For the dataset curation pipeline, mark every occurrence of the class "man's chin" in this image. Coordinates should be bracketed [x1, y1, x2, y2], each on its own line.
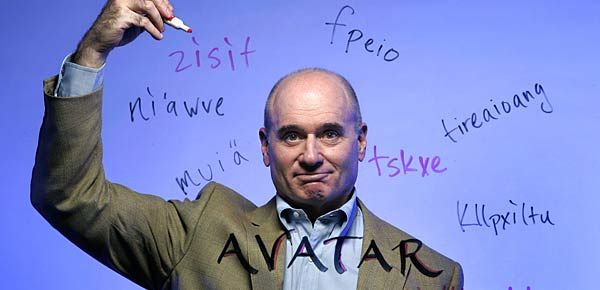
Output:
[282, 187, 328, 207]
[299, 183, 328, 199]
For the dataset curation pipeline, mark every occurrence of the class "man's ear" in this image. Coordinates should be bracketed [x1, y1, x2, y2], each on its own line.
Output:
[357, 122, 368, 161]
[259, 128, 270, 166]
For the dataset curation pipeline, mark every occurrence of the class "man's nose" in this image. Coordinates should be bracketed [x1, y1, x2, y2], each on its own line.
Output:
[299, 135, 323, 171]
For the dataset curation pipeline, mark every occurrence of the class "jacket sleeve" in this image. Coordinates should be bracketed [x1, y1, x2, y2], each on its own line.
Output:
[448, 261, 464, 290]
[31, 76, 205, 289]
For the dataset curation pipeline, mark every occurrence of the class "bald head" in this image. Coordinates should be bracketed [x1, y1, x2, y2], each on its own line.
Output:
[263, 68, 362, 132]
[258, 68, 368, 219]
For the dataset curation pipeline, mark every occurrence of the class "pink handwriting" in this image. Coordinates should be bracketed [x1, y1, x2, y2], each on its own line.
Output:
[168, 35, 256, 73]
[367, 145, 447, 178]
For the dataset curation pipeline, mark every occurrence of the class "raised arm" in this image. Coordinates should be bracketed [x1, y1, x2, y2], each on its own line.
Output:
[30, 1, 205, 289]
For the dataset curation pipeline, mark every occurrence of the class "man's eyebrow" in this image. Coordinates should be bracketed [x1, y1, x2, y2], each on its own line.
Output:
[276, 125, 305, 136]
[319, 123, 345, 133]
[275, 123, 345, 137]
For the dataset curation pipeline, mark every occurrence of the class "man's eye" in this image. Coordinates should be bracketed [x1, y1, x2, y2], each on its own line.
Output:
[322, 130, 340, 140]
[283, 132, 301, 143]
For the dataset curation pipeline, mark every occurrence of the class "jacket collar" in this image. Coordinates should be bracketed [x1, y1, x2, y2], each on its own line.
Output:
[246, 197, 408, 290]
[356, 199, 408, 289]
[247, 197, 287, 290]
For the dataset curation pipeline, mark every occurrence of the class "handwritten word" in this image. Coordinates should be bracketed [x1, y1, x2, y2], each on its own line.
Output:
[325, 5, 399, 62]
[367, 145, 447, 178]
[129, 87, 224, 122]
[441, 83, 554, 143]
[457, 200, 555, 236]
[168, 36, 256, 73]
[218, 232, 443, 278]
[175, 139, 249, 195]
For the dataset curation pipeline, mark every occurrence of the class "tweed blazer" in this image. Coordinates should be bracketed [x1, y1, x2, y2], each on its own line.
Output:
[31, 76, 463, 290]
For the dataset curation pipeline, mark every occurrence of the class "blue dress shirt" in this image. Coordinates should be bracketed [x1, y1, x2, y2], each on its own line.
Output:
[276, 192, 364, 290]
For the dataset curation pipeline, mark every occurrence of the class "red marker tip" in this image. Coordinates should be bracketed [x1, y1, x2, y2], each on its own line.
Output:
[186, 28, 192, 33]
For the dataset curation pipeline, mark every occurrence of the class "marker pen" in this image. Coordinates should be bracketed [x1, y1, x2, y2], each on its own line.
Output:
[165, 16, 192, 33]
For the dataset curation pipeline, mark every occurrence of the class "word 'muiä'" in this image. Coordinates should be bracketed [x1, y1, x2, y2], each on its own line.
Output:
[457, 200, 555, 236]
[129, 87, 224, 122]
[175, 139, 249, 195]
[441, 83, 553, 143]
[367, 145, 447, 178]
[218, 231, 443, 279]
[168, 35, 256, 73]
[325, 5, 399, 62]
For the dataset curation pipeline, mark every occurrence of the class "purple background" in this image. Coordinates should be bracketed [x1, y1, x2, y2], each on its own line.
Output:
[2, 1, 599, 289]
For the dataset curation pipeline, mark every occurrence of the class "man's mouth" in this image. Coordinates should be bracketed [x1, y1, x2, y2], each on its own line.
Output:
[294, 173, 330, 183]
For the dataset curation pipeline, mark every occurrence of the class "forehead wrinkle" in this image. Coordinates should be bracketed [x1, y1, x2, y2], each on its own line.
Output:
[272, 72, 351, 107]
[275, 108, 347, 126]
[276, 89, 351, 114]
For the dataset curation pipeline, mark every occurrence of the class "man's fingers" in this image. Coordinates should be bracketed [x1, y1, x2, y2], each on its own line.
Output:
[128, 0, 164, 32]
[143, 0, 165, 32]
[129, 11, 163, 40]
[156, 0, 174, 18]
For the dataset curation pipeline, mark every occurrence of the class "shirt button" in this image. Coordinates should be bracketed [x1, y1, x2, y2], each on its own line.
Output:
[292, 211, 300, 218]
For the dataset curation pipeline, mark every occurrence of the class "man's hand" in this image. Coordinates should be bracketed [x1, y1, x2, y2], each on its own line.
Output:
[73, 0, 174, 68]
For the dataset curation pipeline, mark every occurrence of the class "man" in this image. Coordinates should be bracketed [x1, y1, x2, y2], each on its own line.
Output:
[31, 0, 463, 289]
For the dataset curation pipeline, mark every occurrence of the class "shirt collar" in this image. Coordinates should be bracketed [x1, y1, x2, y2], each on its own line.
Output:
[275, 189, 358, 227]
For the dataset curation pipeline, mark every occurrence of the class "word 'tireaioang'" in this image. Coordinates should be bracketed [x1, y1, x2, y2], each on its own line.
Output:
[441, 83, 553, 143]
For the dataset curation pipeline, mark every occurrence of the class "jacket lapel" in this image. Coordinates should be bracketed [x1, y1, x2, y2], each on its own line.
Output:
[357, 199, 408, 290]
[246, 197, 287, 290]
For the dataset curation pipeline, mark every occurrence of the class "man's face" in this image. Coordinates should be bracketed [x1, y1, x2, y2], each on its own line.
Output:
[259, 71, 367, 214]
